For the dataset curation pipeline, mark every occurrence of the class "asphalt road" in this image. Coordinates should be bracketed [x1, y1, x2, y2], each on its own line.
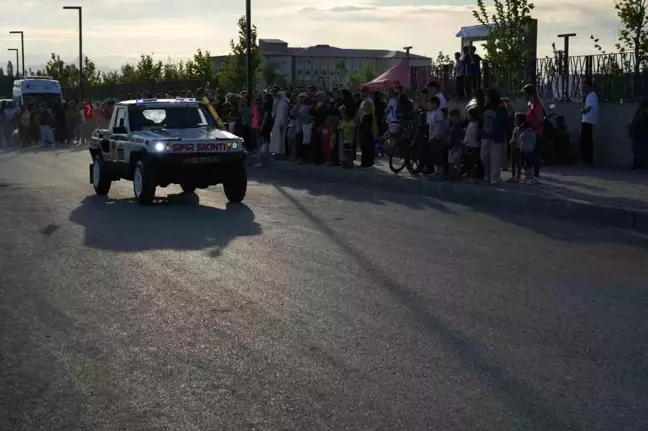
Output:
[1, 145, 648, 431]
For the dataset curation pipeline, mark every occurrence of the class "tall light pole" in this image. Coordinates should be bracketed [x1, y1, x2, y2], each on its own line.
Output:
[9, 31, 25, 76]
[63, 6, 83, 101]
[7, 49, 19, 77]
[245, 0, 253, 96]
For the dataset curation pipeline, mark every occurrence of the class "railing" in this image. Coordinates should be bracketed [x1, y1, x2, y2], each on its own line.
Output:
[438, 52, 647, 102]
[536, 52, 648, 101]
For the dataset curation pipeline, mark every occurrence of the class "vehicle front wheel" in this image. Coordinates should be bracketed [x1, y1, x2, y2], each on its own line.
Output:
[133, 160, 156, 205]
[92, 155, 112, 195]
[181, 184, 197, 193]
[222, 164, 247, 203]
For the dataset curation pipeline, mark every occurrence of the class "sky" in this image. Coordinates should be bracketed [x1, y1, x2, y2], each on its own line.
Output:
[0, 0, 621, 72]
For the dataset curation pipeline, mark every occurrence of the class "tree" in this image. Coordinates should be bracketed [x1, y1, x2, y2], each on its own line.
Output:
[6, 62, 13, 77]
[431, 51, 453, 77]
[101, 70, 121, 85]
[335, 60, 349, 86]
[474, 0, 535, 93]
[65, 63, 80, 88]
[83, 56, 103, 87]
[614, 0, 647, 88]
[191, 49, 214, 83]
[163, 59, 180, 81]
[135, 54, 163, 82]
[184, 59, 198, 80]
[119, 63, 137, 84]
[219, 15, 262, 91]
[347, 73, 363, 92]
[44, 54, 66, 83]
[362, 64, 376, 83]
[261, 62, 278, 87]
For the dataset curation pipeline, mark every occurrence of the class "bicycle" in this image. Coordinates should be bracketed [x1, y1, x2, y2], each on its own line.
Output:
[388, 114, 427, 174]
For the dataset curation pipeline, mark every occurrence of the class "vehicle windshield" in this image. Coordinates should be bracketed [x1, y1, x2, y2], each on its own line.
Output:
[128, 104, 216, 131]
[23, 93, 62, 108]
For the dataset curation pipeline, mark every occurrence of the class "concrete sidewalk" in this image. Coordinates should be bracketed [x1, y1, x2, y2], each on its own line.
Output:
[262, 157, 648, 233]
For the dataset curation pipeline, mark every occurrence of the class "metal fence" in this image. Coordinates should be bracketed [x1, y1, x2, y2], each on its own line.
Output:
[535, 52, 648, 101]
[434, 52, 647, 102]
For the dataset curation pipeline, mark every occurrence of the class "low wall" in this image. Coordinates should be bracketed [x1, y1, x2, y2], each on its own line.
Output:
[447, 100, 636, 168]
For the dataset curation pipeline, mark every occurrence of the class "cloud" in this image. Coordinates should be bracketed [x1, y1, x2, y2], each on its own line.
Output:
[0, 0, 621, 71]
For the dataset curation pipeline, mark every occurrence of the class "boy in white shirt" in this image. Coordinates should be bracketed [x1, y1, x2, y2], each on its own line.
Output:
[463, 107, 481, 182]
[427, 96, 446, 180]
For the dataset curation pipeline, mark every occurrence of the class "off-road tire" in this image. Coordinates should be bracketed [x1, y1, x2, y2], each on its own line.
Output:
[223, 164, 247, 203]
[133, 160, 156, 205]
[92, 155, 112, 195]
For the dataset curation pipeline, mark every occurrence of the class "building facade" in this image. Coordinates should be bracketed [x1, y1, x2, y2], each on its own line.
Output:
[211, 39, 431, 89]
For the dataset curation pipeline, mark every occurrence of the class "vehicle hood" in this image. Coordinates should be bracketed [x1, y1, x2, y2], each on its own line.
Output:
[133, 128, 241, 141]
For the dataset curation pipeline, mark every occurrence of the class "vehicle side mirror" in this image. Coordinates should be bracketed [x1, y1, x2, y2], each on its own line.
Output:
[113, 126, 127, 134]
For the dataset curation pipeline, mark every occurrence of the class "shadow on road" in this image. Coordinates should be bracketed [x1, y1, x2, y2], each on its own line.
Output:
[248, 168, 457, 215]
[272, 184, 582, 431]
[68, 193, 262, 253]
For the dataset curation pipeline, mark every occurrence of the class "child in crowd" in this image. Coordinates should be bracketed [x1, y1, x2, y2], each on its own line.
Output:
[447, 109, 464, 180]
[519, 119, 537, 184]
[508, 113, 526, 182]
[340, 106, 356, 168]
[462, 107, 482, 183]
[427, 96, 446, 180]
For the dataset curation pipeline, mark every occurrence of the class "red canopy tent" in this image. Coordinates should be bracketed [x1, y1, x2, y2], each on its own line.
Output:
[362, 59, 411, 91]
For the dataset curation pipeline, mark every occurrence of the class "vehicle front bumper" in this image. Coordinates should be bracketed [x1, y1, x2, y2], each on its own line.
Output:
[148, 151, 246, 186]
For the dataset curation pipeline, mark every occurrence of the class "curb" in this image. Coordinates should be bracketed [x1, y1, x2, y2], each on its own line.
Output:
[263, 162, 648, 234]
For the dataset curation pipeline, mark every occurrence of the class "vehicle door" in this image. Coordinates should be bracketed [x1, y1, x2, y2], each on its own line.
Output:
[108, 107, 129, 163]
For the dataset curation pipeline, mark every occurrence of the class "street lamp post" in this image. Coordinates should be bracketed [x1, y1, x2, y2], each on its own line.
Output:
[7, 49, 19, 77]
[9, 31, 25, 76]
[63, 6, 83, 101]
[245, 0, 253, 97]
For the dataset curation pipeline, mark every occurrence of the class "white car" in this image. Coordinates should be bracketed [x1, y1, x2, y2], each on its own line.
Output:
[88, 98, 247, 204]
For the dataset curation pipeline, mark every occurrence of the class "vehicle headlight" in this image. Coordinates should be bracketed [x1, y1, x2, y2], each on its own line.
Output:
[154, 142, 165, 152]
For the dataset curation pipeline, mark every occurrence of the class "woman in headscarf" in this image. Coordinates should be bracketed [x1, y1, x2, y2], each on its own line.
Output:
[357, 85, 377, 168]
[269, 91, 289, 159]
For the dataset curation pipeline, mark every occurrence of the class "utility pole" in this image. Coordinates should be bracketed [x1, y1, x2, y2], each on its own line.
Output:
[557, 33, 576, 102]
[9, 31, 25, 76]
[246, 0, 253, 96]
[63, 6, 83, 101]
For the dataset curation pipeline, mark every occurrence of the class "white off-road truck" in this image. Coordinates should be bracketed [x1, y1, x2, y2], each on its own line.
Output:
[88, 98, 247, 204]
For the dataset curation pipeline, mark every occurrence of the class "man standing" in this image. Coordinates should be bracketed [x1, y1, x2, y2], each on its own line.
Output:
[454, 52, 465, 99]
[580, 80, 598, 164]
[469, 46, 482, 94]
[461, 46, 472, 98]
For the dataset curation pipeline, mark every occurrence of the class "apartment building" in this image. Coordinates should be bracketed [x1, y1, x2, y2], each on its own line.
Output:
[211, 39, 430, 88]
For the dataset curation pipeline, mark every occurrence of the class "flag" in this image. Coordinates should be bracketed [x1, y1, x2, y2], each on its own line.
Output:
[84, 101, 94, 120]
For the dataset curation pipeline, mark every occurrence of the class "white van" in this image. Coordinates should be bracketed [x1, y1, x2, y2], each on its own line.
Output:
[12, 77, 63, 108]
